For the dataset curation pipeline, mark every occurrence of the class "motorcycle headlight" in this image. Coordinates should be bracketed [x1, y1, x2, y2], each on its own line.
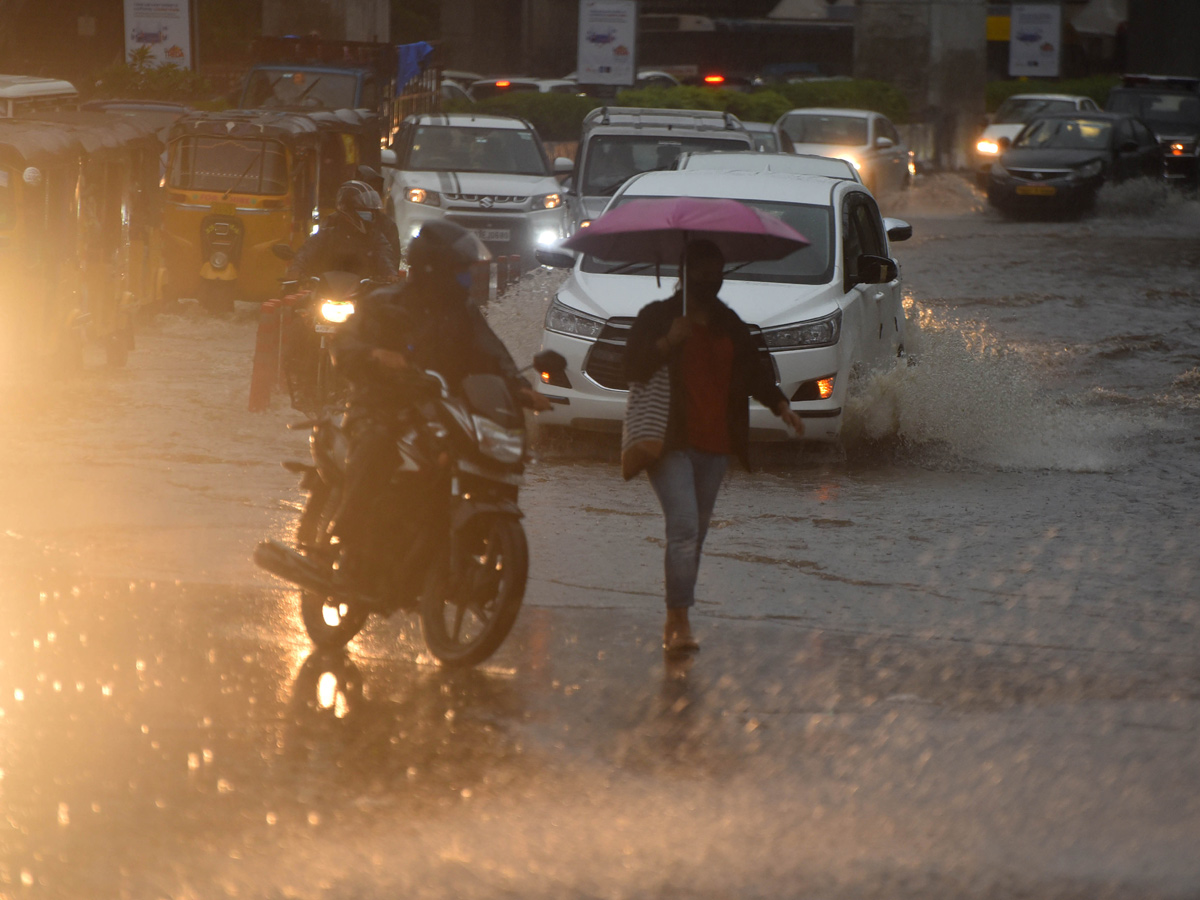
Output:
[473, 415, 525, 464]
[545, 298, 604, 339]
[1074, 160, 1103, 179]
[210, 250, 229, 270]
[536, 192, 564, 209]
[761, 310, 841, 350]
[406, 187, 441, 206]
[320, 300, 355, 324]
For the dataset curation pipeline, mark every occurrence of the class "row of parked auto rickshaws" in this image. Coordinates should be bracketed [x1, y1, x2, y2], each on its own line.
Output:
[0, 102, 384, 371]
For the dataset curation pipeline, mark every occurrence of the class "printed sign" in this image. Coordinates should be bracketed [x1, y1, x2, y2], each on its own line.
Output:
[1009, 3, 1061, 77]
[577, 0, 637, 87]
[124, 0, 193, 68]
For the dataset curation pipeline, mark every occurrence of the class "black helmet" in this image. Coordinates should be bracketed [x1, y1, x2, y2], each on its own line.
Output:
[407, 220, 491, 279]
[336, 179, 383, 232]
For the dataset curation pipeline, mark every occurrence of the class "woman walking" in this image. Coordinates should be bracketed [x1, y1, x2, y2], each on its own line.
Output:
[624, 240, 804, 652]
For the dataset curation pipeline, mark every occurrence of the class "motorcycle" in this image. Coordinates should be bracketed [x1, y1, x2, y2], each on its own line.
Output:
[272, 245, 386, 414]
[254, 350, 568, 669]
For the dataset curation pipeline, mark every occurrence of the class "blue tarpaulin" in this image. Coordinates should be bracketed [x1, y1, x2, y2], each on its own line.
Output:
[396, 41, 434, 89]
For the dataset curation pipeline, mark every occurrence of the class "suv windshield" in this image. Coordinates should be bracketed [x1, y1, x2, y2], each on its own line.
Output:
[1014, 118, 1112, 151]
[779, 114, 869, 146]
[580, 196, 833, 285]
[582, 134, 752, 195]
[1107, 90, 1200, 133]
[407, 125, 549, 176]
[994, 97, 1078, 124]
[242, 69, 358, 110]
[168, 137, 289, 195]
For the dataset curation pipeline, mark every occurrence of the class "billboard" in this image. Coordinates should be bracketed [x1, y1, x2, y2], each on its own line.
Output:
[125, 0, 193, 68]
[577, 0, 637, 87]
[1009, 3, 1061, 77]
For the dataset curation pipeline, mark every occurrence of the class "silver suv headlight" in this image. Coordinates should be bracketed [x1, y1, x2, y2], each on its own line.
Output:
[473, 415, 525, 464]
[545, 297, 604, 339]
[761, 310, 842, 350]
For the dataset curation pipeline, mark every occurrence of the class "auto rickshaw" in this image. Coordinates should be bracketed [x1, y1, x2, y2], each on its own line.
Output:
[0, 112, 164, 372]
[162, 108, 382, 312]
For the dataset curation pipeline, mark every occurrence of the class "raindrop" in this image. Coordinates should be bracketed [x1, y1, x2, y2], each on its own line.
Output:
[155, 798, 167, 809]
[136, 660, 146, 673]
[46, 632, 56, 643]
[20, 869, 33, 887]
[203, 749, 214, 764]
[75, 682, 84, 693]
[57, 803, 69, 826]
[217, 779, 233, 794]
[53, 681, 62, 693]
[460, 788, 472, 799]
[141, 725, 150, 735]
[307, 811, 320, 825]
[101, 684, 113, 697]
[187, 753, 200, 771]
[13, 689, 23, 702]
[266, 812, 278, 825]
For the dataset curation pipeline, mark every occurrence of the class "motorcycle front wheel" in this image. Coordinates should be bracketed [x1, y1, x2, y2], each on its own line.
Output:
[419, 515, 528, 668]
[297, 484, 369, 649]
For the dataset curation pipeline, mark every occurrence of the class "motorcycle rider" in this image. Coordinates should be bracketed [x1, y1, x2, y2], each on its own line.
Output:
[328, 220, 551, 596]
[287, 179, 398, 281]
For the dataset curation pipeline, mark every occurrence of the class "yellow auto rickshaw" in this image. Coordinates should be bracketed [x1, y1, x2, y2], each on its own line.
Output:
[162, 108, 382, 313]
[0, 112, 164, 373]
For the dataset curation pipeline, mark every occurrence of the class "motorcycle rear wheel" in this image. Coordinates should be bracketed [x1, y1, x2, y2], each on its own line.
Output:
[419, 515, 528, 668]
[297, 485, 368, 649]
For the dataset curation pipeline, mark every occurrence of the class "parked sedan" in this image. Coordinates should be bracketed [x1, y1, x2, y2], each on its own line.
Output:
[986, 111, 1163, 217]
[533, 169, 912, 443]
[775, 107, 913, 194]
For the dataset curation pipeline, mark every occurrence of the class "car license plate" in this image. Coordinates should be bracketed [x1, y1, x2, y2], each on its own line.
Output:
[314, 323, 337, 334]
[1016, 184, 1057, 196]
[475, 228, 511, 242]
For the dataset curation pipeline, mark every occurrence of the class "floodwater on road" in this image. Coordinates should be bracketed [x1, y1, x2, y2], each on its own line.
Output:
[1, 176, 1198, 899]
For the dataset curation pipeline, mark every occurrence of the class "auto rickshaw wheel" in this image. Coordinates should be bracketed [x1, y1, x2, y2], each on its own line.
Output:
[199, 280, 236, 315]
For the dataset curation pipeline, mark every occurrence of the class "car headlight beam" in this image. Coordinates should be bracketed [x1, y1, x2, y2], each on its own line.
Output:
[536, 192, 563, 209]
[976, 139, 1000, 155]
[405, 187, 441, 206]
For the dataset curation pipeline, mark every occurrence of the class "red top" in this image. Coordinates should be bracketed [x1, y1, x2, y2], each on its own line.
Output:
[681, 322, 734, 454]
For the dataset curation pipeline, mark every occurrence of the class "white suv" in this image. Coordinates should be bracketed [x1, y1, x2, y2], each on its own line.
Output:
[383, 113, 573, 267]
[534, 169, 912, 443]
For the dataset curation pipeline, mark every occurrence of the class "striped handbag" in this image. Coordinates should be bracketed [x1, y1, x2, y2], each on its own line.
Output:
[620, 365, 671, 480]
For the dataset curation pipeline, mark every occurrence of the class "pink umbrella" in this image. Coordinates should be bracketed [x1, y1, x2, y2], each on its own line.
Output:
[561, 196, 809, 263]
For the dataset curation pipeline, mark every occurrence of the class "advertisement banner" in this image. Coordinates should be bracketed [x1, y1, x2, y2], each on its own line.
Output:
[1008, 3, 1061, 77]
[577, 0, 637, 87]
[125, 0, 193, 68]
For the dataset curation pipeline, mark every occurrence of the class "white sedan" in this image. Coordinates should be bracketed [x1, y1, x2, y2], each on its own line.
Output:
[775, 107, 914, 194]
[533, 169, 911, 443]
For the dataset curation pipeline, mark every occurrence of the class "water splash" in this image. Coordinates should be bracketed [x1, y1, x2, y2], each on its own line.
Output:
[843, 304, 1144, 472]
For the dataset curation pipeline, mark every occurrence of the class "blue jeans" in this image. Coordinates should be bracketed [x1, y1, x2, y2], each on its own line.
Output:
[647, 448, 729, 609]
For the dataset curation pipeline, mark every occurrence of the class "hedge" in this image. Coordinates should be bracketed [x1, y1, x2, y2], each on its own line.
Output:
[985, 75, 1121, 112]
[452, 79, 913, 142]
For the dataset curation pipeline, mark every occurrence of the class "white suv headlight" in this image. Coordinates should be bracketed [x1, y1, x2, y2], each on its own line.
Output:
[761, 310, 842, 350]
[406, 187, 441, 206]
[473, 415, 525, 464]
[535, 192, 564, 209]
[545, 298, 604, 339]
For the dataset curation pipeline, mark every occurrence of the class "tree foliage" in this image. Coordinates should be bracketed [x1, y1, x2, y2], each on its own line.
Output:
[88, 47, 215, 102]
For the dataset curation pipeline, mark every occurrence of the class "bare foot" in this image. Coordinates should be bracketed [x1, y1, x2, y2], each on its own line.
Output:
[663, 607, 700, 652]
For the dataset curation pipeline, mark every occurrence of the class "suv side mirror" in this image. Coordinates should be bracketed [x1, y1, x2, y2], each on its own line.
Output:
[554, 156, 574, 175]
[535, 246, 575, 269]
[856, 254, 898, 284]
[882, 218, 913, 242]
[875, 136, 895, 149]
[381, 148, 398, 168]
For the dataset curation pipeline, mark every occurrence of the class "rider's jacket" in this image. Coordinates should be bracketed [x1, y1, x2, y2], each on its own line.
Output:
[333, 276, 527, 411]
[287, 214, 398, 282]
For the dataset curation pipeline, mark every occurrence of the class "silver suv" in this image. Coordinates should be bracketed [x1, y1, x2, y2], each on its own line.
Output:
[566, 107, 754, 226]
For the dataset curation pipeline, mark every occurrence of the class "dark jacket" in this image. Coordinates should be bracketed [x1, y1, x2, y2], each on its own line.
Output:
[334, 276, 526, 410]
[624, 292, 787, 470]
[288, 214, 398, 282]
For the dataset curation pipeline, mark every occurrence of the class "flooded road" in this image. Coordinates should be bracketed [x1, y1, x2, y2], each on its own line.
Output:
[2, 176, 1199, 898]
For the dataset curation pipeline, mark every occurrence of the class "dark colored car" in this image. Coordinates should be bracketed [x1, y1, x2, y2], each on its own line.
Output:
[1105, 75, 1200, 186]
[986, 111, 1162, 216]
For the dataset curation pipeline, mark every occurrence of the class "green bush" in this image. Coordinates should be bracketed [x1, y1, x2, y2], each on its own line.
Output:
[465, 92, 603, 142]
[774, 79, 910, 123]
[986, 75, 1121, 112]
[87, 47, 216, 103]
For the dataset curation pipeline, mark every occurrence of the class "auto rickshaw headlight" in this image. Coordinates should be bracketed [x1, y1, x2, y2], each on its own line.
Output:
[211, 251, 230, 270]
[320, 300, 355, 324]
